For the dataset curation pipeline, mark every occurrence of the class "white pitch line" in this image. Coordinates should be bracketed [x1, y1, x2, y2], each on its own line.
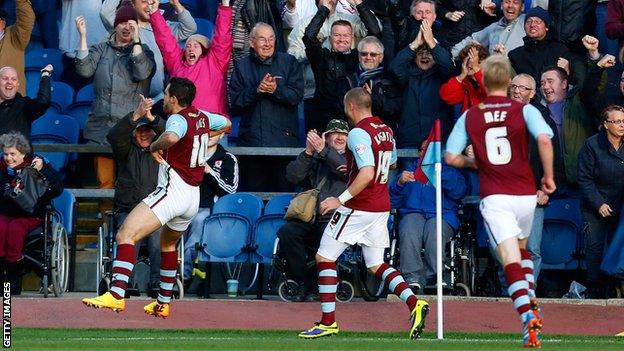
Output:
[58, 336, 622, 345]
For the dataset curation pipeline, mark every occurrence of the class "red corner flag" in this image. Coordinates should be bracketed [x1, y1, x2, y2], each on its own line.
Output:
[414, 119, 441, 186]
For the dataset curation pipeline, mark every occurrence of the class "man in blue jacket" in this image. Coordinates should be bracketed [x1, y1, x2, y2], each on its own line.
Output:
[390, 147, 467, 292]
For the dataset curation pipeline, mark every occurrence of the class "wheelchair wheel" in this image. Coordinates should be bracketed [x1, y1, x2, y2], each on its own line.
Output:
[453, 283, 471, 296]
[278, 279, 299, 302]
[174, 277, 184, 299]
[98, 277, 110, 296]
[356, 248, 382, 302]
[50, 222, 69, 297]
[42, 274, 49, 298]
[97, 223, 106, 290]
[336, 280, 354, 302]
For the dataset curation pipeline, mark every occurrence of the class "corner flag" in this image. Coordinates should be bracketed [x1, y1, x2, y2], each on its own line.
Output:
[414, 119, 441, 186]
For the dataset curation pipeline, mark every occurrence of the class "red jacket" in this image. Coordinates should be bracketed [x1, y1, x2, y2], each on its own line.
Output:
[439, 69, 487, 113]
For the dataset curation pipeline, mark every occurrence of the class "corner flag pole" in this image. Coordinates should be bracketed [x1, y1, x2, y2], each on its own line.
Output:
[435, 155, 443, 340]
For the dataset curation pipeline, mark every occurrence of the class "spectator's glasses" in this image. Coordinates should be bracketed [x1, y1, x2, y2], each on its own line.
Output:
[253, 36, 275, 45]
[604, 119, 624, 125]
[510, 84, 533, 92]
[359, 52, 381, 58]
[525, 18, 544, 25]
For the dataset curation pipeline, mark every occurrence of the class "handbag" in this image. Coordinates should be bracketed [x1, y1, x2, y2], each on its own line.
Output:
[5, 166, 50, 215]
[284, 176, 328, 223]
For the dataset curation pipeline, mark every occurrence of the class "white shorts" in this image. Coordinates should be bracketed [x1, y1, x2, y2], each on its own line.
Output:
[142, 163, 200, 232]
[317, 206, 389, 265]
[480, 194, 536, 246]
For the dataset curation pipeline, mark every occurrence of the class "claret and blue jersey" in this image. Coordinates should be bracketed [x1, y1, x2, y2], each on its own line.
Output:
[345, 116, 397, 212]
[446, 96, 554, 198]
[163, 107, 230, 186]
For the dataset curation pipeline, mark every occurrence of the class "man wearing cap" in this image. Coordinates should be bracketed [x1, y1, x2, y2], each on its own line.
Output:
[149, 0, 232, 116]
[277, 119, 349, 302]
[508, 6, 583, 88]
[107, 95, 166, 297]
[101, 0, 197, 103]
[0, 0, 34, 97]
[75, 2, 156, 210]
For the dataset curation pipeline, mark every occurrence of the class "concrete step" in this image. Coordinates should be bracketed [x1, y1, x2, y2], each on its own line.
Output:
[73, 249, 97, 292]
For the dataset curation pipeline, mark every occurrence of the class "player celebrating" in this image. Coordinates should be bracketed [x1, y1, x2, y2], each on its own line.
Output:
[444, 56, 555, 348]
[299, 87, 429, 340]
[82, 77, 231, 318]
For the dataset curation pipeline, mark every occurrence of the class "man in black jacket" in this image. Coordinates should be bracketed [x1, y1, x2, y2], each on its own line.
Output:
[182, 133, 238, 284]
[0, 65, 51, 139]
[347, 36, 402, 133]
[107, 96, 165, 297]
[277, 119, 349, 302]
[299, 0, 381, 133]
[229, 22, 303, 192]
[508, 6, 584, 88]
[303, 13, 359, 133]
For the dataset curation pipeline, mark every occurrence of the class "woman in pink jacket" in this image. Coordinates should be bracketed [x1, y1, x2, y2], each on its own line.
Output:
[149, 0, 232, 116]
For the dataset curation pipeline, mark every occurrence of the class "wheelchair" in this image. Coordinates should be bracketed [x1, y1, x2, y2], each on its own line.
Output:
[23, 206, 71, 297]
[270, 238, 356, 303]
[97, 210, 184, 298]
[270, 210, 400, 302]
[391, 201, 477, 297]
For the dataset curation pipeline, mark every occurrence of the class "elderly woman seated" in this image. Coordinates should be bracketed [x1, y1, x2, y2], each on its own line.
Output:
[0, 132, 63, 295]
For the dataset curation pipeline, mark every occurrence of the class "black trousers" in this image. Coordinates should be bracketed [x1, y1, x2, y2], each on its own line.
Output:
[277, 220, 327, 291]
[583, 208, 617, 289]
[237, 156, 293, 192]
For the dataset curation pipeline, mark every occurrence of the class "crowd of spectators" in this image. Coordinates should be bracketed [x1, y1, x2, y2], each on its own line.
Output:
[1, 0, 623, 298]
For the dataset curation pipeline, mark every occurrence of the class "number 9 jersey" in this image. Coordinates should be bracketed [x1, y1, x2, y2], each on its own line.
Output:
[344, 116, 397, 212]
[446, 96, 554, 198]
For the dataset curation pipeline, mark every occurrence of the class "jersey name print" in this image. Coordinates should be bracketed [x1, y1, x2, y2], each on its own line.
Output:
[465, 96, 535, 197]
[166, 107, 211, 186]
[345, 117, 397, 212]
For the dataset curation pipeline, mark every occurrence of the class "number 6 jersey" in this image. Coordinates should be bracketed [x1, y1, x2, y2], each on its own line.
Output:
[446, 96, 553, 198]
[345, 116, 397, 212]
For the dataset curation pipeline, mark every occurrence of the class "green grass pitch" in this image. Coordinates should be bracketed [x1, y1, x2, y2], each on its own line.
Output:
[10, 328, 623, 351]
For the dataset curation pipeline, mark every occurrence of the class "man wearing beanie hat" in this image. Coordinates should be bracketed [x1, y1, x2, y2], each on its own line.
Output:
[149, 0, 232, 116]
[100, 0, 197, 102]
[508, 6, 583, 89]
[74, 10, 156, 209]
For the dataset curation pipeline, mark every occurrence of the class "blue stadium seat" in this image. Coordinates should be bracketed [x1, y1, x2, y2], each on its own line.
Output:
[228, 116, 240, 145]
[25, 48, 63, 80]
[76, 83, 94, 102]
[195, 18, 214, 39]
[52, 189, 75, 238]
[65, 101, 92, 130]
[541, 198, 584, 270]
[50, 81, 75, 113]
[25, 67, 42, 98]
[25, 39, 44, 54]
[198, 193, 264, 263]
[250, 194, 293, 265]
[31, 113, 80, 177]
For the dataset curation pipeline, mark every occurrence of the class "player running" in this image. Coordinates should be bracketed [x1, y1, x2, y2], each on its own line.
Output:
[444, 56, 555, 348]
[299, 87, 429, 340]
[82, 77, 231, 318]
